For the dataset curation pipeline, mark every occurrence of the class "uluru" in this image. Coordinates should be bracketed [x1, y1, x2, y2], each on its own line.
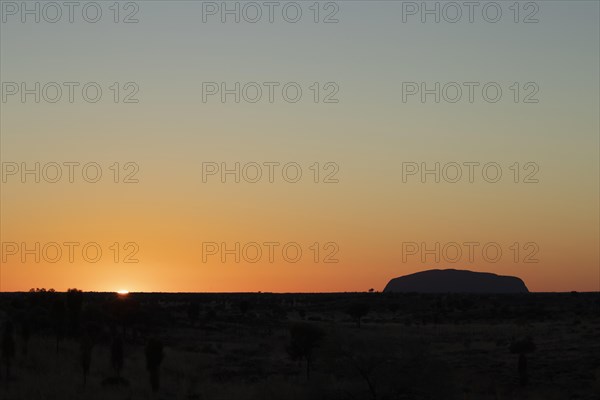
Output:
[383, 269, 529, 293]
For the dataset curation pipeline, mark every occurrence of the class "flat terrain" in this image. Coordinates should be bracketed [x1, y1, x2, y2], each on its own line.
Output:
[0, 292, 599, 399]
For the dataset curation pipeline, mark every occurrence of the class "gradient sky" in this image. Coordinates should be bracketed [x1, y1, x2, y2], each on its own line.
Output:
[1, 1, 599, 292]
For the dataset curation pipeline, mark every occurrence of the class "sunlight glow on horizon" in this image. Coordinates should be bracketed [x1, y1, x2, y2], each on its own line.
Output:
[0, 2, 598, 293]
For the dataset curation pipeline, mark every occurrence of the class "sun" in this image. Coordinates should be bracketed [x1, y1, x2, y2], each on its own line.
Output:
[116, 289, 130, 296]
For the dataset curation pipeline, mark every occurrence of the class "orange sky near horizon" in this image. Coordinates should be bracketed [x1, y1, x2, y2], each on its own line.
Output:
[1, 1, 599, 293]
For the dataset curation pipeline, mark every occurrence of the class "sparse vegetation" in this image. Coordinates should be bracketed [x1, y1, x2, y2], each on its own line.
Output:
[286, 322, 324, 380]
[0, 291, 597, 399]
[346, 302, 370, 328]
[110, 334, 124, 379]
[145, 338, 164, 392]
[510, 336, 536, 386]
[80, 334, 93, 384]
[1, 321, 16, 379]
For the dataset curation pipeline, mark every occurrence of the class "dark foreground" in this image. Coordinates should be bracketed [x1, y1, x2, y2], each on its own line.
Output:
[0, 291, 599, 400]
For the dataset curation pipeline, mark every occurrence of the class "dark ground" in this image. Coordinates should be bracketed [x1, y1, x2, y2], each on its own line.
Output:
[0, 291, 599, 399]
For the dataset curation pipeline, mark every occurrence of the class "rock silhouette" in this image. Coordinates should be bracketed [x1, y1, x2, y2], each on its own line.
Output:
[383, 269, 529, 293]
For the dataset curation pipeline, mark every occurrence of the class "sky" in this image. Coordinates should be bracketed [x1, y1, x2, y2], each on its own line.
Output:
[1, 0, 599, 292]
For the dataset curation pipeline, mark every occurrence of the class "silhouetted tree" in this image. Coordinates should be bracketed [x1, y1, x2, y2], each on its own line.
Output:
[287, 323, 324, 380]
[347, 302, 370, 328]
[145, 339, 164, 392]
[80, 334, 93, 385]
[110, 334, 124, 378]
[106, 296, 139, 339]
[19, 319, 30, 356]
[66, 289, 83, 335]
[2, 322, 16, 379]
[52, 297, 65, 353]
[510, 336, 536, 386]
[342, 343, 391, 400]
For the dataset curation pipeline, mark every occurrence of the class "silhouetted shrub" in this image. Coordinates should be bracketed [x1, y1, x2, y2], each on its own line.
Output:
[510, 336, 536, 386]
[80, 334, 93, 384]
[66, 289, 83, 335]
[346, 303, 370, 328]
[297, 309, 306, 320]
[52, 297, 65, 353]
[145, 339, 164, 392]
[286, 323, 324, 380]
[110, 334, 124, 378]
[2, 321, 16, 378]
[19, 318, 30, 356]
[239, 300, 251, 317]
